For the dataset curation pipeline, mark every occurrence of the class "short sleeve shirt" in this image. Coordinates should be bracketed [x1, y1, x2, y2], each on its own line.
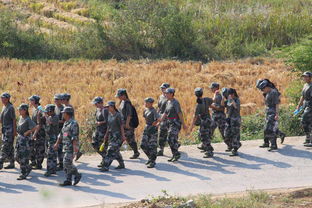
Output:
[158, 94, 168, 114]
[17, 116, 36, 135]
[165, 99, 182, 119]
[143, 107, 160, 125]
[265, 89, 280, 113]
[60, 119, 79, 152]
[0, 103, 15, 127]
[195, 97, 213, 118]
[55, 104, 64, 130]
[107, 112, 122, 134]
[95, 107, 108, 133]
[212, 93, 223, 113]
[302, 83, 312, 103]
[119, 100, 133, 122]
[226, 98, 241, 118]
[45, 114, 59, 136]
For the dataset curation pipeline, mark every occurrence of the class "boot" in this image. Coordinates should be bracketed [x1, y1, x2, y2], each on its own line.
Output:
[74, 173, 82, 186]
[268, 146, 278, 151]
[259, 143, 270, 148]
[4, 162, 15, 169]
[145, 160, 151, 165]
[225, 147, 232, 152]
[56, 163, 63, 171]
[59, 180, 72, 186]
[115, 162, 125, 170]
[33, 164, 42, 170]
[147, 161, 156, 168]
[168, 156, 175, 162]
[100, 166, 109, 172]
[157, 148, 164, 156]
[25, 166, 32, 177]
[17, 174, 27, 180]
[280, 132, 286, 144]
[230, 149, 238, 157]
[197, 145, 204, 150]
[203, 151, 214, 158]
[171, 153, 181, 162]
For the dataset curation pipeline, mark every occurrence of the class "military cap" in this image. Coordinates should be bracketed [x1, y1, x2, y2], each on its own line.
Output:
[209, 82, 220, 89]
[61, 106, 74, 113]
[257, 79, 269, 90]
[115, 88, 127, 97]
[160, 83, 170, 89]
[54, 93, 63, 100]
[107, 101, 116, 106]
[62, 93, 71, 100]
[302, 71, 312, 77]
[18, 103, 29, 111]
[165, 88, 175, 94]
[221, 88, 229, 98]
[144, 97, 155, 103]
[92, 96, 104, 104]
[45, 104, 56, 112]
[1, 92, 11, 99]
[194, 87, 203, 96]
[28, 95, 40, 102]
[228, 88, 237, 95]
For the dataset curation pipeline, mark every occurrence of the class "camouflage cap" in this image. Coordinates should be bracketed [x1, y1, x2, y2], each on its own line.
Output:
[45, 104, 56, 112]
[107, 101, 116, 106]
[18, 103, 29, 111]
[54, 93, 63, 100]
[160, 83, 170, 89]
[302, 71, 312, 77]
[1, 92, 11, 99]
[221, 87, 229, 98]
[115, 88, 127, 97]
[165, 88, 175, 94]
[257, 79, 269, 90]
[209, 82, 220, 89]
[28, 95, 40, 102]
[61, 106, 74, 113]
[92, 96, 104, 104]
[194, 87, 203, 96]
[62, 93, 71, 100]
[144, 97, 155, 103]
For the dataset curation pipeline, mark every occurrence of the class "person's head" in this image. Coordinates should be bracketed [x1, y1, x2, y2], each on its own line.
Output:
[92, 96, 104, 108]
[115, 89, 128, 101]
[1, 92, 11, 105]
[107, 101, 118, 113]
[18, 103, 29, 117]
[221, 88, 229, 99]
[144, 97, 154, 108]
[160, 83, 170, 94]
[62, 93, 71, 104]
[194, 87, 203, 104]
[302, 71, 312, 83]
[61, 106, 74, 120]
[256, 79, 272, 94]
[209, 82, 220, 93]
[54, 94, 63, 106]
[28, 95, 40, 107]
[165, 88, 175, 99]
[228, 88, 239, 98]
[45, 104, 55, 116]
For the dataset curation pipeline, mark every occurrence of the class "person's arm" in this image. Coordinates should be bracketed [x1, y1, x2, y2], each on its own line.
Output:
[71, 122, 79, 154]
[178, 112, 187, 130]
[297, 96, 304, 109]
[13, 117, 17, 137]
[189, 114, 198, 132]
[54, 134, 62, 150]
[24, 120, 38, 137]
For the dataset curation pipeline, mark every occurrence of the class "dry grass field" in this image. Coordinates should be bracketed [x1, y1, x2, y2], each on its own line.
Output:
[0, 58, 295, 141]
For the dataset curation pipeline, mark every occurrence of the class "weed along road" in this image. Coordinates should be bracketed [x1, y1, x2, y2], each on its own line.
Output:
[1, 137, 312, 208]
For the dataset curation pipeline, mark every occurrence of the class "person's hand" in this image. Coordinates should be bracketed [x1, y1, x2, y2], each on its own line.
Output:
[275, 114, 279, 121]
[296, 105, 301, 110]
[31, 134, 36, 140]
[125, 124, 131, 129]
[53, 144, 58, 151]
[228, 94, 233, 99]
[122, 136, 127, 142]
[96, 122, 102, 126]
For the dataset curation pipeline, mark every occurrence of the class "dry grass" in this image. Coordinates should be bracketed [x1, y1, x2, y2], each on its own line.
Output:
[0, 58, 294, 138]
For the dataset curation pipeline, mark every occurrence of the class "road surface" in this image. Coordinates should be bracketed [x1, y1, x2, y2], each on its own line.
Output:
[1, 137, 312, 208]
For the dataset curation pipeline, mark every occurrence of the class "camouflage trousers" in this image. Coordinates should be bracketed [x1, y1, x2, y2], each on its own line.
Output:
[158, 119, 169, 150]
[0, 126, 15, 164]
[46, 135, 57, 172]
[30, 133, 46, 166]
[225, 117, 242, 150]
[57, 143, 63, 166]
[167, 120, 181, 156]
[264, 112, 278, 147]
[141, 125, 158, 162]
[15, 135, 31, 175]
[301, 108, 312, 142]
[103, 133, 124, 168]
[124, 127, 139, 153]
[199, 118, 213, 152]
[92, 130, 108, 159]
[211, 112, 226, 141]
[63, 152, 79, 181]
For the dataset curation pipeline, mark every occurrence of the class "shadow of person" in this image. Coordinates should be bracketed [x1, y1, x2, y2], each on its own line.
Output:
[278, 144, 312, 160]
[0, 181, 37, 194]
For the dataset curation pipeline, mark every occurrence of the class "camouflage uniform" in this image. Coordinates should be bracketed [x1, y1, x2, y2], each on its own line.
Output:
[59, 118, 81, 182]
[211, 93, 226, 141]
[15, 116, 36, 177]
[141, 107, 159, 164]
[157, 94, 169, 151]
[30, 108, 46, 168]
[92, 107, 108, 160]
[45, 114, 59, 173]
[102, 111, 124, 170]
[55, 104, 64, 168]
[263, 89, 281, 148]
[165, 98, 182, 157]
[0, 103, 16, 166]
[224, 98, 242, 150]
[301, 82, 312, 144]
[195, 97, 214, 155]
[119, 100, 139, 155]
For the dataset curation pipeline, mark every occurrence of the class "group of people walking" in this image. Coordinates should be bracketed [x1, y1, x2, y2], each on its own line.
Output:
[0, 71, 311, 187]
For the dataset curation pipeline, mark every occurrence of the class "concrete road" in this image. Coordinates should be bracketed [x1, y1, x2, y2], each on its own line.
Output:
[1, 137, 312, 208]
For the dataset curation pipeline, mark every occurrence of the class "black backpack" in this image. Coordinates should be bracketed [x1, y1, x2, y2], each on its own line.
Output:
[126, 100, 139, 128]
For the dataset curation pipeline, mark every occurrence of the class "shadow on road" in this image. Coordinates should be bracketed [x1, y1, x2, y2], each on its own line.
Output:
[0, 181, 37, 194]
[279, 145, 312, 160]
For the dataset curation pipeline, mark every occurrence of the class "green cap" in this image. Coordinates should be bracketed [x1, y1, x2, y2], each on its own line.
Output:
[160, 83, 170, 89]
[92, 96, 104, 104]
[45, 104, 56, 112]
[18, 103, 29, 111]
[194, 87, 203, 96]
[209, 82, 219, 89]
[61, 106, 74, 113]
[28, 95, 40, 102]
[107, 101, 116, 106]
[165, 88, 175, 94]
[144, 97, 155, 103]
[115, 89, 127, 97]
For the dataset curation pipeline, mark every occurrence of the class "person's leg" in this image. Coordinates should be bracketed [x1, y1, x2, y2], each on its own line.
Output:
[158, 120, 168, 156]
[125, 128, 140, 159]
[167, 122, 181, 162]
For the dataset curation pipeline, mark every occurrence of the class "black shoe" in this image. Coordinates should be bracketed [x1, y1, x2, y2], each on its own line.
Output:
[147, 162, 155, 168]
[56, 164, 63, 171]
[44, 171, 52, 177]
[17, 174, 27, 180]
[280, 133, 286, 144]
[168, 156, 174, 162]
[171, 154, 181, 162]
[145, 160, 151, 165]
[157, 150, 164, 156]
[259, 143, 270, 148]
[25, 167, 32, 177]
[130, 152, 140, 159]
[59, 180, 72, 186]
[75, 151, 83, 161]
[100, 166, 109, 172]
[268, 146, 278, 151]
[230, 149, 238, 157]
[4, 163, 15, 169]
[197, 146, 204, 150]
[225, 148, 232, 152]
[203, 151, 214, 158]
[115, 164, 125, 170]
[30, 162, 36, 167]
[74, 173, 82, 186]
[200, 150, 206, 153]
[33, 165, 42, 170]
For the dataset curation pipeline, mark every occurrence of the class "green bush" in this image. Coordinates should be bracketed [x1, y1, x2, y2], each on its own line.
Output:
[287, 37, 312, 72]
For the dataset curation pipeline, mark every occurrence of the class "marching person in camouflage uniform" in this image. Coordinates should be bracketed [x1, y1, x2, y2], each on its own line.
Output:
[296, 72, 312, 146]
[91, 96, 109, 167]
[43, 104, 59, 177]
[157, 83, 170, 156]
[141, 98, 160, 168]
[116, 89, 140, 159]
[209, 82, 228, 149]
[29, 95, 46, 169]
[190, 88, 215, 158]
[0, 93, 17, 170]
[15, 104, 37, 180]
[223, 88, 242, 156]
[54, 107, 82, 186]
[158, 88, 187, 162]
[54, 94, 64, 171]
[100, 101, 126, 172]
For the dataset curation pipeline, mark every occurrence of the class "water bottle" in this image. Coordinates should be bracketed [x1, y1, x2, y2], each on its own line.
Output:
[99, 143, 105, 152]
[293, 106, 303, 116]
